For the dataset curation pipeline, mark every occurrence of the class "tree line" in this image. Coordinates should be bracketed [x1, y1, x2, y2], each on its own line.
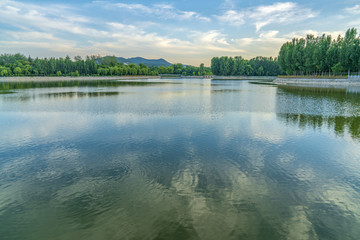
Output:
[211, 56, 284, 76]
[278, 28, 360, 75]
[2, 28, 359, 78]
[0, 54, 212, 77]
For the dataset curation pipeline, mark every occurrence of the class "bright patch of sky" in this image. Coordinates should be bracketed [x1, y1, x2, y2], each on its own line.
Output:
[0, 0, 359, 65]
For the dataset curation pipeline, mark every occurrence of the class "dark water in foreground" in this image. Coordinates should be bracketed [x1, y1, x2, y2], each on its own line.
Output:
[0, 79, 360, 240]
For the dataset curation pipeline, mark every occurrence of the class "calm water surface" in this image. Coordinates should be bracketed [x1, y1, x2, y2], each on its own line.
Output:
[1, 79, 360, 239]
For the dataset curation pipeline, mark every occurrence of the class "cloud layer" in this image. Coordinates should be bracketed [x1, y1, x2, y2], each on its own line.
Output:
[0, 0, 356, 65]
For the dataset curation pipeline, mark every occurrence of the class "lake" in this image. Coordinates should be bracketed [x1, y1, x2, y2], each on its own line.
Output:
[0, 78, 360, 239]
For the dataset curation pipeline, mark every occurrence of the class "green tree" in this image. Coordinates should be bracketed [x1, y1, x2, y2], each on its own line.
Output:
[0, 69, 9, 76]
[70, 70, 80, 77]
[199, 63, 205, 75]
[331, 62, 344, 75]
[173, 63, 184, 74]
[13, 67, 22, 75]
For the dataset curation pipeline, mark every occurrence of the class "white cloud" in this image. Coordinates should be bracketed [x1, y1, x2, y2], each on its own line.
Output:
[6, 31, 59, 41]
[216, 10, 245, 26]
[107, 22, 138, 32]
[190, 30, 230, 45]
[259, 30, 279, 39]
[115, 3, 152, 13]
[217, 2, 317, 31]
[344, 4, 360, 15]
[250, 2, 317, 31]
[111, 2, 210, 22]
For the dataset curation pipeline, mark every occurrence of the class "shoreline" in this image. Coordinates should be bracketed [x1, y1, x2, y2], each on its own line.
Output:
[273, 77, 360, 87]
[0, 76, 160, 82]
[2, 75, 360, 89]
[212, 76, 276, 80]
[273, 77, 360, 93]
[0, 75, 214, 82]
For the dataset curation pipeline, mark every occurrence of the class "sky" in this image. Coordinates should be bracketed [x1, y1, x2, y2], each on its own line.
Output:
[0, 0, 360, 66]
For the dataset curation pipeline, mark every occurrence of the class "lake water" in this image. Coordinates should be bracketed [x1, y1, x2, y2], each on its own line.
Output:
[0, 78, 360, 239]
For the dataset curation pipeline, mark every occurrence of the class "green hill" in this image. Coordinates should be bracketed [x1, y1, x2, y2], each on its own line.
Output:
[98, 56, 172, 67]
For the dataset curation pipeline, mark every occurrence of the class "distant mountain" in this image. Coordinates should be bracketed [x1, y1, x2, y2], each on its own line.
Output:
[127, 57, 172, 67]
[98, 56, 172, 67]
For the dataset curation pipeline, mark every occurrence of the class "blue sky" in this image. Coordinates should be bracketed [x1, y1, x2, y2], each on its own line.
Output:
[0, 0, 359, 65]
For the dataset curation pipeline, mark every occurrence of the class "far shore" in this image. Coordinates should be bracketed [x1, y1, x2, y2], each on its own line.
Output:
[2, 76, 360, 91]
[0, 76, 160, 82]
[0, 75, 216, 82]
